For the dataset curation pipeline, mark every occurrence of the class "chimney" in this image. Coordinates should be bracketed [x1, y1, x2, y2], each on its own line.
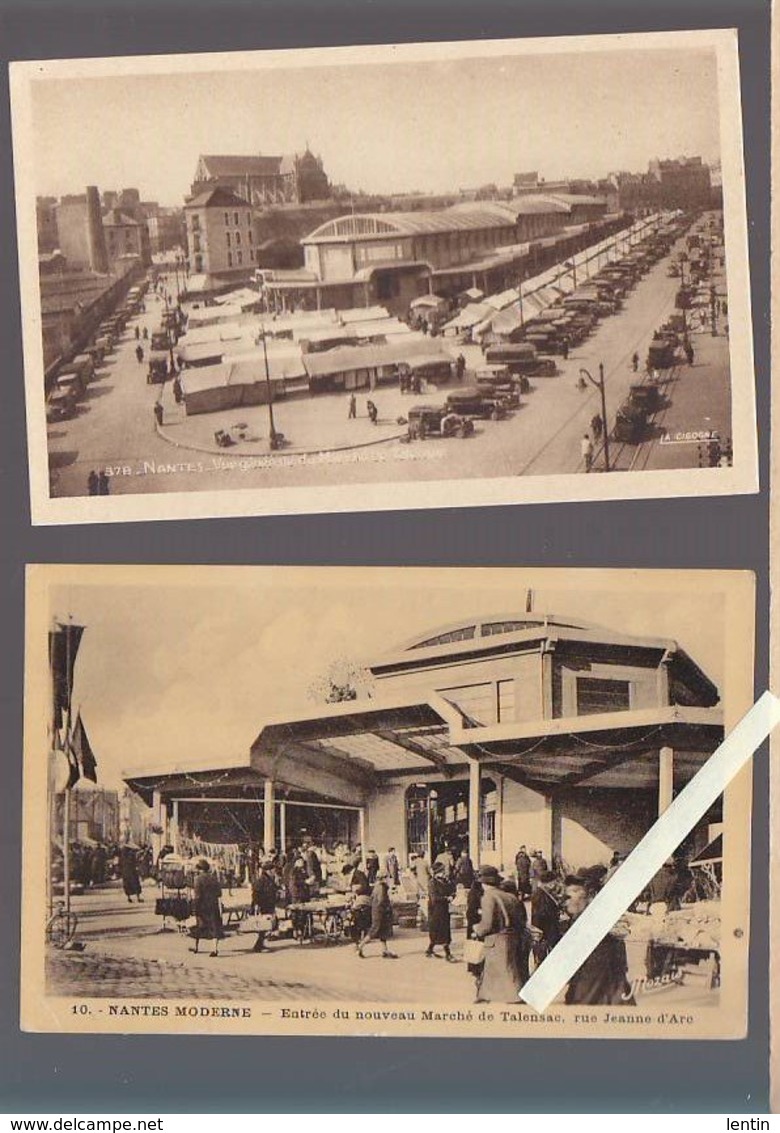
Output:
[85, 185, 109, 273]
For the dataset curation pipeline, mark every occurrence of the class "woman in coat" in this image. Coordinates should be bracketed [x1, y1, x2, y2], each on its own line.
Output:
[472, 866, 526, 1002]
[426, 862, 455, 960]
[119, 845, 143, 903]
[250, 859, 278, 953]
[358, 877, 397, 959]
[190, 858, 224, 957]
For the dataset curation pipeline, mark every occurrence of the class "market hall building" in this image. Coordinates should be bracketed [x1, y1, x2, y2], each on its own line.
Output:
[125, 614, 723, 871]
[259, 196, 622, 316]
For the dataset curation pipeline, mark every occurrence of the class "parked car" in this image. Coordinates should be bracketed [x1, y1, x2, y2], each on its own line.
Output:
[406, 404, 475, 439]
[46, 386, 78, 422]
[446, 386, 506, 420]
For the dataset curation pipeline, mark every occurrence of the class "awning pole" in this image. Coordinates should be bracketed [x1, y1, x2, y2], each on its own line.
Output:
[468, 759, 481, 868]
[658, 746, 674, 816]
[263, 779, 276, 854]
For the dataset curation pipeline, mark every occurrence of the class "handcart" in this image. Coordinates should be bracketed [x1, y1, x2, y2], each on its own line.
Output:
[154, 855, 192, 933]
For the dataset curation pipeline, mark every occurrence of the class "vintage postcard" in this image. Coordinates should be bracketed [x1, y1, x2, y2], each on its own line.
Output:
[22, 564, 754, 1038]
[10, 30, 757, 526]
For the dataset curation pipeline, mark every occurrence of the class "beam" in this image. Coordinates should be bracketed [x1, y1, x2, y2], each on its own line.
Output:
[251, 740, 373, 808]
[375, 729, 456, 777]
[551, 746, 654, 791]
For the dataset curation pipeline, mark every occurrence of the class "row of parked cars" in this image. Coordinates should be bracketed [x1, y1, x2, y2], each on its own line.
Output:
[46, 280, 150, 422]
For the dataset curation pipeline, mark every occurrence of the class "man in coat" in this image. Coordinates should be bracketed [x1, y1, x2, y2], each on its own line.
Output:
[515, 845, 531, 898]
[383, 847, 400, 887]
[562, 869, 634, 1005]
[531, 870, 563, 964]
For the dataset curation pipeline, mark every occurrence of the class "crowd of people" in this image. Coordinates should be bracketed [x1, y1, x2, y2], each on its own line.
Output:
[60, 840, 154, 893]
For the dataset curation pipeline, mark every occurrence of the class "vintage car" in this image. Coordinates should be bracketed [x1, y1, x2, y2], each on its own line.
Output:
[147, 351, 170, 384]
[475, 367, 521, 409]
[613, 401, 647, 444]
[55, 371, 86, 401]
[46, 386, 78, 422]
[646, 336, 678, 371]
[151, 329, 171, 353]
[406, 404, 475, 440]
[627, 383, 663, 415]
[446, 386, 506, 420]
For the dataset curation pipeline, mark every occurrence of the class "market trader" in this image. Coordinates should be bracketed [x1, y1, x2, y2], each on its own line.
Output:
[562, 868, 634, 1005]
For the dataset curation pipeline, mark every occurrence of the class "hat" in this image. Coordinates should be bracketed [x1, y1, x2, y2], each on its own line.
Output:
[479, 865, 501, 884]
[195, 858, 210, 872]
[564, 865, 605, 895]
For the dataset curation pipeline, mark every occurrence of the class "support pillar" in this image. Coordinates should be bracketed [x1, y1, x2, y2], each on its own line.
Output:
[279, 801, 287, 855]
[171, 798, 180, 854]
[658, 747, 674, 816]
[469, 759, 481, 867]
[358, 807, 367, 866]
[263, 779, 276, 854]
[151, 790, 163, 860]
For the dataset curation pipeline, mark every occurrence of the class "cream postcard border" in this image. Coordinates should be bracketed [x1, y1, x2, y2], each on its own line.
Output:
[21, 564, 755, 1039]
[10, 30, 758, 525]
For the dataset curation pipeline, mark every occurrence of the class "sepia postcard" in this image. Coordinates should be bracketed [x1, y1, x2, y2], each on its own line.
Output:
[10, 30, 757, 526]
[22, 564, 754, 1038]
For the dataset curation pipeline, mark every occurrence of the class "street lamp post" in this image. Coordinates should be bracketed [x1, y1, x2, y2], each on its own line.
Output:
[579, 363, 611, 473]
[259, 318, 278, 448]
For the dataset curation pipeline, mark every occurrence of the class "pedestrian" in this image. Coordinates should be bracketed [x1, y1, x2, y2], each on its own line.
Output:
[172, 374, 183, 405]
[472, 865, 527, 1002]
[250, 858, 277, 953]
[87, 470, 99, 496]
[119, 845, 143, 903]
[190, 858, 224, 957]
[97, 471, 110, 496]
[425, 862, 455, 961]
[456, 353, 466, 381]
[348, 392, 357, 419]
[346, 854, 372, 953]
[590, 413, 603, 441]
[366, 399, 378, 425]
[135, 344, 144, 365]
[357, 876, 397, 959]
[631, 351, 639, 372]
[561, 339, 569, 361]
[454, 848, 475, 889]
[514, 845, 531, 899]
[383, 847, 400, 887]
[685, 341, 695, 366]
[530, 871, 563, 966]
[135, 325, 140, 340]
[143, 327, 148, 341]
[581, 433, 594, 473]
[410, 852, 432, 898]
[154, 401, 164, 428]
[562, 868, 634, 1005]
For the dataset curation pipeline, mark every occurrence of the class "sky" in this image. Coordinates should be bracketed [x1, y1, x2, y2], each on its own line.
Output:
[47, 568, 729, 788]
[29, 46, 721, 205]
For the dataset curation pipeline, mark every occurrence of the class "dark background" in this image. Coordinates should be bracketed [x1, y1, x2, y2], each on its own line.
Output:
[0, 0, 771, 1112]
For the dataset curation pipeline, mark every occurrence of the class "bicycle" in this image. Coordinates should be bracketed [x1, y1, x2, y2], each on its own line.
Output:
[46, 901, 79, 949]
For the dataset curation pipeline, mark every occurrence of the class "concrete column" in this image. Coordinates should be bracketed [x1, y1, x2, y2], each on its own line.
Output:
[279, 801, 287, 854]
[358, 807, 367, 866]
[263, 779, 276, 854]
[151, 790, 163, 859]
[658, 747, 674, 816]
[469, 760, 481, 867]
[541, 644, 555, 719]
[171, 799, 180, 854]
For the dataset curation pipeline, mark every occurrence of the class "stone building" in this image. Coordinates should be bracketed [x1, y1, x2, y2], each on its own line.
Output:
[184, 185, 257, 283]
[191, 148, 331, 207]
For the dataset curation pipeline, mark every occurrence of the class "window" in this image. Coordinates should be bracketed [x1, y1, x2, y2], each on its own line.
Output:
[194, 255, 203, 272]
[224, 212, 230, 226]
[576, 677, 631, 715]
[249, 248, 255, 262]
[192, 235, 201, 253]
[227, 251, 233, 267]
[226, 232, 231, 247]
[237, 250, 243, 265]
[234, 212, 239, 225]
[235, 231, 241, 245]
[191, 215, 201, 232]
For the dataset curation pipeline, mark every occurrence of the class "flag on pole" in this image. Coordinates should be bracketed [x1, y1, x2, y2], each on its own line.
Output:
[70, 711, 97, 783]
[49, 623, 85, 730]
